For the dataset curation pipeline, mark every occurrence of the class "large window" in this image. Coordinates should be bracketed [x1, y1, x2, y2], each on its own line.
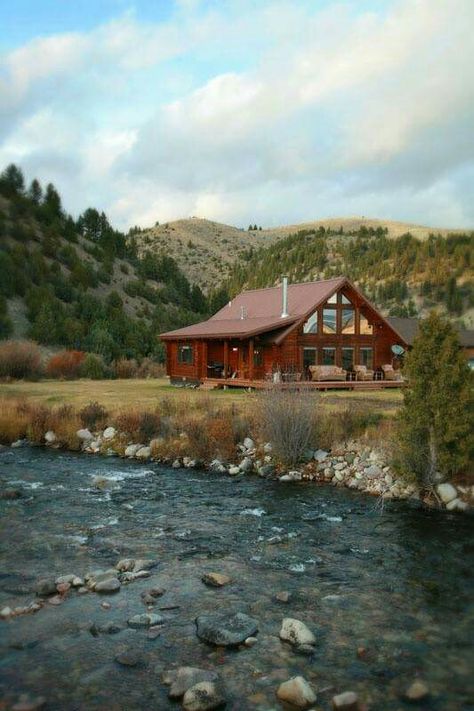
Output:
[322, 347, 336, 365]
[360, 314, 373, 335]
[303, 311, 318, 334]
[178, 344, 193, 364]
[341, 294, 352, 305]
[303, 347, 317, 370]
[341, 308, 355, 334]
[253, 348, 263, 367]
[323, 309, 337, 334]
[360, 347, 373, 369]
[327, 293, 338, 304]
[342, 347, 354, 371]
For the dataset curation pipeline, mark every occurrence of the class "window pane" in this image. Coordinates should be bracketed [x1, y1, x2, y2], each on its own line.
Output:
[327, 293, 338, 304]
[341, 294, 351, 304]
[178, 344, 193, 364]
[360, 348, 373, 369]
[253, 348, 263, 366]
[342, 348, 354, 370]
[303, 347, 317, 369]
[322, 347, 335, 365]
[323, 308, 337, 333]
[341, 308, 355, 334]
[303, 311, 318, 334]
[360, 314, 373, 334]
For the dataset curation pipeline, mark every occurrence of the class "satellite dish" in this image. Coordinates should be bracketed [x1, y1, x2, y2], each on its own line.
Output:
[391, 344, 405, 356]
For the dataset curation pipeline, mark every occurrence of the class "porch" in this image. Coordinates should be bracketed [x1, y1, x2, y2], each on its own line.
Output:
[200, 376, 405, 391]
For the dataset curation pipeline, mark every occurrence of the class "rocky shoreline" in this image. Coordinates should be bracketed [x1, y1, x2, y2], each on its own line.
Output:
[4, 426, 472, 514]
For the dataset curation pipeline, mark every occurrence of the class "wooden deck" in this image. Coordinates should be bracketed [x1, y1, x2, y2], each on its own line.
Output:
[201, 377, 405, 391]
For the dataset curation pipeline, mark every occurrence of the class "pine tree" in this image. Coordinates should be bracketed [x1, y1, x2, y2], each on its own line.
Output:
[395, 312, 474, 487]
[28, 178, 42, 204]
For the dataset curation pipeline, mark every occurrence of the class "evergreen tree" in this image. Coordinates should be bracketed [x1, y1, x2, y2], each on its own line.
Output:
[395, 312, 474, 487]
[30, 302, 58, 344]
[0, 164, 25, 197]
[0, 295, 13, 338]
[28, 178, 42, 204]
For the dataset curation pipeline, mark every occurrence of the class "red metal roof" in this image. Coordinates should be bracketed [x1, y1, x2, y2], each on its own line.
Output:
[160, 277, 346, 340]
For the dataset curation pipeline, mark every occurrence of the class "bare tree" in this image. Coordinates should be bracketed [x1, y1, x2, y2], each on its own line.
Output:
[258, 385, 318, 467]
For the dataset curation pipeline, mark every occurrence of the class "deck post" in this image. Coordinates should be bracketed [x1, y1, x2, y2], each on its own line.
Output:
[248, 338, 254, 381]
[223, 340, 229, 379]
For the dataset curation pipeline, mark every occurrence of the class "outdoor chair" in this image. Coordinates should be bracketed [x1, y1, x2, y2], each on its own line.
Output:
[381, 364, 402, 381]
[309, 365, 346, 382]
[354, 364, 374, 381]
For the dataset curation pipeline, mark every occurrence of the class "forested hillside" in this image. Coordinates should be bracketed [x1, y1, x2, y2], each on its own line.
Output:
[226, 226, 474, 326]
[0, 164, 211, 361]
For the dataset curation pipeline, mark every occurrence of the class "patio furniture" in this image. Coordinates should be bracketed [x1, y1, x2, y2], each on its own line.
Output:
[381, 364, 402, 381]
[354, 364, 374, 381]
[309, 365, 347, 382]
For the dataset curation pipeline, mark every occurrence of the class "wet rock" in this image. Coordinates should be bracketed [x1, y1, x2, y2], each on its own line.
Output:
[1, 606, 12, 618]
[89, 572, 121, 593]
[258, 464, 275, 477]
[279, 471, 302, 482]
[116, 558, 135, 572]
[44, 430, 56, 444]
[115, 650, 141, 667]
[279, 618, 316, 647]
[202, 572, 231, 588]
[332, 691, 360, 710]
[182, 681, 225, 711]
[239, 457, 253, 473]
[121, 570, 151, 583]
[48, 595, 64, 605]
[11, 439, 27, 448]
[1, 488, 24, 499]
[446, 497, 468, 512]
[149, 586, 165, 597]
[55, 574, 75, 586]
[124, 444, 142, 457]
[35, 578, 57, 596]
[141, 593, 156, 605]
[172, 459, 181, 468]
[56, 582, 71, 594]
[148, 626, 162, 639]
[436, 483, 457, 504]
[98, 621, 122, 634]
[276, 676, 316, 709]
[128, 613, 164, 628]
[133, 558, 159, 572]
[196, 612, 258, 647]
[136, 446, 151, 459]
[244, 636, 258, 647]
[275, 591, 292, 604]
[11, 696, 47, 711]
[103, 426, 116, 440]
[228, 466, 240, 476]
[295, 643, 315, 656]
[404, 680, 430, 702]
[101, 601, 111, 609]
[167, 667, 219, 699]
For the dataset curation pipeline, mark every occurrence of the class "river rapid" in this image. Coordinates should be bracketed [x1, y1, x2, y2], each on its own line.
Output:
[0, 448, 473, 710]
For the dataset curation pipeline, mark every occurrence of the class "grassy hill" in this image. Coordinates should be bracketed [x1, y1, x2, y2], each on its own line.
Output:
[0, 165, 209, 362]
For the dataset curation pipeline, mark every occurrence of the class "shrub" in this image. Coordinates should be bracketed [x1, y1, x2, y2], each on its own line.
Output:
[114, 409, 161, 442]
[258, 385, 318, 467]
[0, 340, 42, 379]
[136, 358, 166, 378]
[114, 358, 138, 378]
[79, 401, 108, 431]
[0, 400, 30, 443]
[80, 353, 105, 379]
[46, 350, 85, 379]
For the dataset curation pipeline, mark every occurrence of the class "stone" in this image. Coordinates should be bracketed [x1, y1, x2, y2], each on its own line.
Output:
[404, 680, 430, 702]
[115, 650, 141, 667]
[133, 558, 159, 572]
[334, 462, 346, 471]
[364, 464, 382, 479]
[172, 459, 181, 468]
[11, 439, 27, 448]
[1, 606, 12, 618]
[196, 612, 258, 647]
[136, 446, 151, 459]
[56, 582, 71, 594]
[44, 430, 56, 444]
[202, 572, 231, 588]
[228, 466, 240, 476]
[314, 449, 328, 462]
[35, 578, 57, 597]
[55, 574, 75, 585]
[258, 464, 275, 477]
[244, 636, 258, 647]
[149, 586, 166, 597]
[116, 558, 135, 572]
[243, 437, 255, 450]
[93, 577, 121, 593]
[101, 601, 111, 609]
[275, 591, 292, 603]
[436, 483, 458, 504]
[182, 682, 225, 711]
[279, 471, 302, 482]
[332, 691, 359, 710]
[168, 667, 219, 699]
[128, 613, 163, 628]
[279, 618, 316, 647]
[263, 442, 273, 453]
[77, 428, 93, 441]
[446, 497, 468, 512]
[276, 676, 316, 709]
[239, 457, 253, 473]
[103, 426, 116, 440]
[124, 444, 142, 457]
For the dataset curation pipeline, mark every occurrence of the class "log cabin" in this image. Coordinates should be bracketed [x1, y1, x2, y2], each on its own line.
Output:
[160, 276, 474, 389]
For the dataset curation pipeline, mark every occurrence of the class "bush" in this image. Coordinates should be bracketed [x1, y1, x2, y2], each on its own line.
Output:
[0, 340, 42, 379]
[136, 358, 166, 378]
[46, 350, 85, 379]
[114, 409, 161, 442]
[80, 353, 105, 379]
[114, 358, 138, 378]
[258, 385, 318, 467]
[79, 401, 108, 430]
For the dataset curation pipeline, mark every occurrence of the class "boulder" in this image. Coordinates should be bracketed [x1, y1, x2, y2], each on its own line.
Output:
[77, 428, 93, 441]
[279, 618, 316, 647]
[279, 471, 302, 482]
[258, 464, 275, 477]
[243, 437, 255, 450]
[314, 449, 328, 462]
[95, 578, 120, 594]
[404, 680, 429, 702]
[124, 444, 141, 457]
[196, 612, 258, 647]
[182, 682, 225, 711]
[172, 459, 181, 468]
[332, 691, 360, 710]
[209, 459, 226, 473]
[135, 446, 151, 459]
[103, 426, 116, 440]
[446, 498, 469, 512]
[239, 457, 253, 473]
[437, 483, 458, 504]
[364, 465, 382, 479]
[35, 578, 57, 597]
[202, 573, 231, 588]
[168, 667, 219, 699]
[228, 466, 240, 476]
[263, 442, 273, 453]
[276, 676, 316, 709]
[44, 431, 56, 444]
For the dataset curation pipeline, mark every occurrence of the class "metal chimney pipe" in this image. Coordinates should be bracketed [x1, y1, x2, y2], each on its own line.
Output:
[281, 276, 289, 318]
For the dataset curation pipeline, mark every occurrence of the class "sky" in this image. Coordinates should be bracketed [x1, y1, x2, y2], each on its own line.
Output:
[1, 0, 473, 230]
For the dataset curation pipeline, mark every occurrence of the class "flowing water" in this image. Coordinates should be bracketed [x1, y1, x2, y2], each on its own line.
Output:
[0, 448, 473, 710]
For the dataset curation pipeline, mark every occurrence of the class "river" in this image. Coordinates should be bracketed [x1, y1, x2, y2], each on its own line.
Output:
[0, 448, 473, 710]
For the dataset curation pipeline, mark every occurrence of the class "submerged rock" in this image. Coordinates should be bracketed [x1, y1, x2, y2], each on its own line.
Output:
[404, 680, 430, 702]
[114, 650, 142, 667]
[275, 591, 292, 604]
[279, 618, 316, 647]
[35, 578, 57, 597]
[332, 691, 360, 710]
[95, 578, 120, 594]
[167, 667, 219, 699]
[202, 572, 231, 588]
[128, 612, 163, 628]
[276, 676, 316, 709]
[196, 612, 258, 647]
[182, 681, 225, 711]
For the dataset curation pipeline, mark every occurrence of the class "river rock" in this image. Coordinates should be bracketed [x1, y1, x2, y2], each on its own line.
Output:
[228, 466, 240, 476]
[168, 667, 219, 699]
[279, 471, 302, 482]
[95, 577, 120, 594]
[128, 613, 163, 628]
[35, 578, 57, 596]
[314, 449, 328, 462]
[103, 426, 116, 440]
[276, 676, 316, 709]
[124, 444, 141, 457]
[332, 691, 360, 710]
[136, 446, 151, 459]
[364, 464, 382, 479]
[1, 487, 23, 499]
[1, 606, 12, 618]
[115, 650, 141, 667]
[55, 574, 76, 585]
[239, 457, 253, 473]
[258, 464, 275, 477]
[44, 430, 56, 444]
[243, 437, 255, 450]
[436, 483, 457, 504]
[11, 696, 47, 711]
[275, 591, 292, 603]
[279, 618, 316, 647]
[202, 572, 231, 588]
[446, 497, 468, 512]
[244, 636, 258, 647]
[77, 428, 93, 441]
[182, 682, 225, 711]
[404, 680, 430, 702]
[196, 612, 258, 646]
[116, 558, 135, 572]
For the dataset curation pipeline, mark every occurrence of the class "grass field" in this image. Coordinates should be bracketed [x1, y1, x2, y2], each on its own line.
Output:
[0, 378, 403, 416]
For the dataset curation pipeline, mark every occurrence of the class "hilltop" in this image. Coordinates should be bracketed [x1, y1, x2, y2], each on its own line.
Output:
[132, 216, 465, 290]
